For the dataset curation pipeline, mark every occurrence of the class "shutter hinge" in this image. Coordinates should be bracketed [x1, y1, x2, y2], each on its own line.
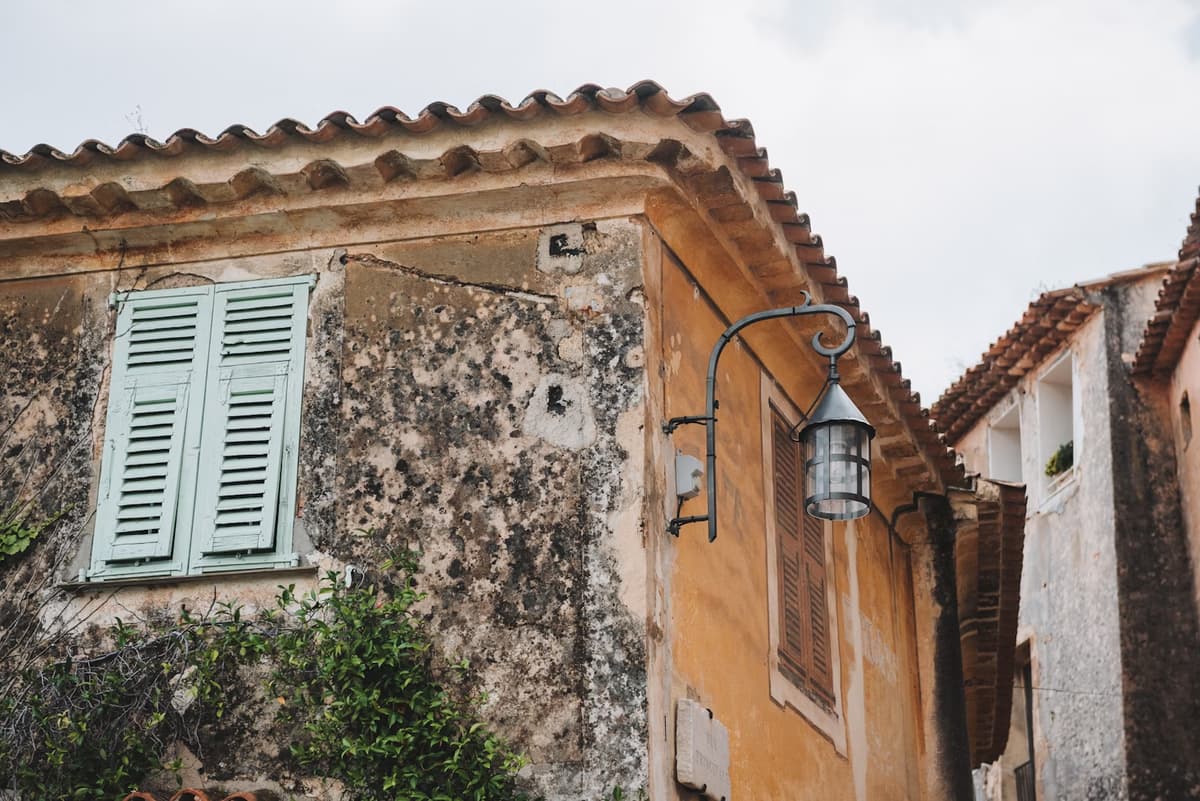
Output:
[288, 553, 300, 567]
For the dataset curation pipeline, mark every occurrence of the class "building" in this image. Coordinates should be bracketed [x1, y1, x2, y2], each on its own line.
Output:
[934, 193, 1200, 801]
[0, 83, 1023, 800]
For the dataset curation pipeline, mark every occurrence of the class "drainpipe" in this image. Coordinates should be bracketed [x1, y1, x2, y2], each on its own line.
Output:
[879, 492, 975, 801]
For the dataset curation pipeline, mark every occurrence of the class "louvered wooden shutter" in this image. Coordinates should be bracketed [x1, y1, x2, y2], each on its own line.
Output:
[773, 408, 809, 683]
[93, 289, 212, 566]
[192, 282, 307, 556]
[802, 512, 835, 705]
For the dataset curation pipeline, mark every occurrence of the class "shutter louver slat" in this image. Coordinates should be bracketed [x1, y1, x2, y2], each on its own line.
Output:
[193, 282, 306, 560]
[219, 291, 298, 367]
[802, 512, 836, 704]
[197, 372, 288, 554]
[773, 408, 809, 682]
[93, 289, 210, 569]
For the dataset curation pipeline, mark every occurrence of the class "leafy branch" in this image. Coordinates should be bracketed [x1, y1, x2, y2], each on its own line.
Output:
[0, 556, 534, 801]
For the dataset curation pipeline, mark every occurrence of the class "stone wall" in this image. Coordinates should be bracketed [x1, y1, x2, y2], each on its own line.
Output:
[0, 218, 650, 800]
[1103, 281, 1200, 801]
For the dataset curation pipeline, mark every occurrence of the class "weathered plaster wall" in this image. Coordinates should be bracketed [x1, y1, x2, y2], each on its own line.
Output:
[957, 313, 1129, 801]
[0, 273, 103, 655]
[0, 218, 650, 799]
[1103, 281, 1200, 801]
[5, 249, 348, 797]
[648, 241, 927, 801]
[1166, 319, 1200, 612]
[336, 221, 649, 799]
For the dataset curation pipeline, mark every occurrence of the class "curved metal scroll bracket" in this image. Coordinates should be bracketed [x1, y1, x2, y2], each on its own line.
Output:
[662, 293, 857, 541]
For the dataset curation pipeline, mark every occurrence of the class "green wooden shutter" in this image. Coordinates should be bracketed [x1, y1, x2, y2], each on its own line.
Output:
[773, 407, 809, 685]
[92, 288, 212, 572]
[191, 280, 309, 561]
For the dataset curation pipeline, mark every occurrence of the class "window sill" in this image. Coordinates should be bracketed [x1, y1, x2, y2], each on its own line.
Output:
[769, 665, 847, 756]
[1039, 465, 1077, 509]
[59, 564, 319, 592]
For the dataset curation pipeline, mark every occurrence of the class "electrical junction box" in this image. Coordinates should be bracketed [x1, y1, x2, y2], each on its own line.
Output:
[675, 698, 731, 801]
[675, 451, 704, 500]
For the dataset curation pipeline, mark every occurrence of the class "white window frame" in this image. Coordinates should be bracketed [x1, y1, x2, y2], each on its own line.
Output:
[1035, 350, 1078, 502]
[987, 397, 1023, 484]
[88, 275, 314, 581]
[760, 372, 846, 754]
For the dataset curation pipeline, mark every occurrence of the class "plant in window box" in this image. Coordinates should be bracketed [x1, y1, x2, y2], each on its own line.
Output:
[1044, 440, 1074, 477]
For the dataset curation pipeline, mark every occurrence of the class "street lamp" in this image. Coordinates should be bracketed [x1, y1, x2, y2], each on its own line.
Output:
[663, 292, 875, 540]
[799, 362, 875, 521]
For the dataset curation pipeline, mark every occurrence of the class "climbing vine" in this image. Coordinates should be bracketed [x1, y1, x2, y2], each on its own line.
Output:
[0, 503, 62, 568]
[0, 554, 532, 801]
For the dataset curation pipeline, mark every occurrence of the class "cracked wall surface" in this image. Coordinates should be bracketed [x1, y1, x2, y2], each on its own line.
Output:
[0, 274, 102, 647]
[337, 221, 647, 798]
[0, 219, 649, 800]
[958, 313, 1129, 801]
[956, 273, 1200, 801]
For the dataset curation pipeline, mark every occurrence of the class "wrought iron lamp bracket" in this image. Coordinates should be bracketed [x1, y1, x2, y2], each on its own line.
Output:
[663, 292, 856, 541]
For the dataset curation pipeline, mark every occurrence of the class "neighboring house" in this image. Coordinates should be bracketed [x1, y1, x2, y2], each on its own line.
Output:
[0, 83, 1022, 801]
[934, 194, 1200, 801]
[1132, 190, 1200, 614]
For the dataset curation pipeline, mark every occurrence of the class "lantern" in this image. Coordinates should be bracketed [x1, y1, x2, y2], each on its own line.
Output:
[799, 380, 875, 521]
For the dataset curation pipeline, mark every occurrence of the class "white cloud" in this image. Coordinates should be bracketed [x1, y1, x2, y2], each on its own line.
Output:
[1, 0, 1197, 400]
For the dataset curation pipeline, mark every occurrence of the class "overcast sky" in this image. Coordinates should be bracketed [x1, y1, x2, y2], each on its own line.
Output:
[3, 0, 1198, 402]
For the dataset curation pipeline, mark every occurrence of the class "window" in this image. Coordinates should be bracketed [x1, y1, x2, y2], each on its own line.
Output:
[772, 406, 836, 705]
[1002, 642, 1037, 801]
[760, 375, 844, 751]
[1180, 391, 1192, 450]
[988, 401, 1023, 483]
[1036, 353, 1075, 497]
[88, 276, 313, 581]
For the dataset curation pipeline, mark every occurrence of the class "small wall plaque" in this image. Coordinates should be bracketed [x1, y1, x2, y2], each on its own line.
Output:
[675, 698, 731, 801]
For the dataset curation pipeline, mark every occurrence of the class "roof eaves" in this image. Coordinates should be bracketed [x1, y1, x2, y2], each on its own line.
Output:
[932, 288, 1096, 442]
[1132, 188, 1200, 377]
[933, 263, 1167, 443]
[0, 81, 962, 487]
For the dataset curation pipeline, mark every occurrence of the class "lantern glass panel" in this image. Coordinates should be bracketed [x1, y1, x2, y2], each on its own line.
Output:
[804, 421, 872, 520]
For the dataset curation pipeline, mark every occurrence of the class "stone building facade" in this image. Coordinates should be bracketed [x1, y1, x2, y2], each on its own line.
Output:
[0, 83, 1023, 800]
[936, 194, 1200, 801]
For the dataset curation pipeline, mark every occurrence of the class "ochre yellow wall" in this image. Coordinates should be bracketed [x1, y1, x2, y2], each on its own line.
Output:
[647, 225, 928, 801]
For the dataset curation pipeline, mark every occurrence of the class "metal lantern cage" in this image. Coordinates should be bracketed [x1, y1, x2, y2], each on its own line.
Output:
[796, 378, 876, 521]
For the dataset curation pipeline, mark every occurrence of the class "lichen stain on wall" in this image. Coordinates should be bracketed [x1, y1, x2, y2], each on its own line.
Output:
[0, 219, 649, 799]
[336, 220, 648, 798]
[0, 274, 107, 641]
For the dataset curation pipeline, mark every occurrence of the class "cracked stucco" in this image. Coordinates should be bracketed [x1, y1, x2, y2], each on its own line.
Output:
[335, 219, 649, 799]
[0, 219, 650, 800]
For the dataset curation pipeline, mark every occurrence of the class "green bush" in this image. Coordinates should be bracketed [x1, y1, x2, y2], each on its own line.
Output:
[0, 556, 531, 801]
[266, 560, 529, 801]
[0, 629, 189, 800]
[1044, 440, 1074, 477]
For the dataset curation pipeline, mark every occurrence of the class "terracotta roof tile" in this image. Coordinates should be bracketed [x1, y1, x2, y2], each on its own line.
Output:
[0, 80, 961, 487]
[1132, 188, 1200, 377]
[932, 289, 1097, 442]
[0, 83, 720, 170]
[933, 264, 1168, 442]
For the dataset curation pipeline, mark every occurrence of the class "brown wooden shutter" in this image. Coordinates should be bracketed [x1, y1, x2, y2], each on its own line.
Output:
[772, 408, 808, 684]
[802, 511, 836, 705]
